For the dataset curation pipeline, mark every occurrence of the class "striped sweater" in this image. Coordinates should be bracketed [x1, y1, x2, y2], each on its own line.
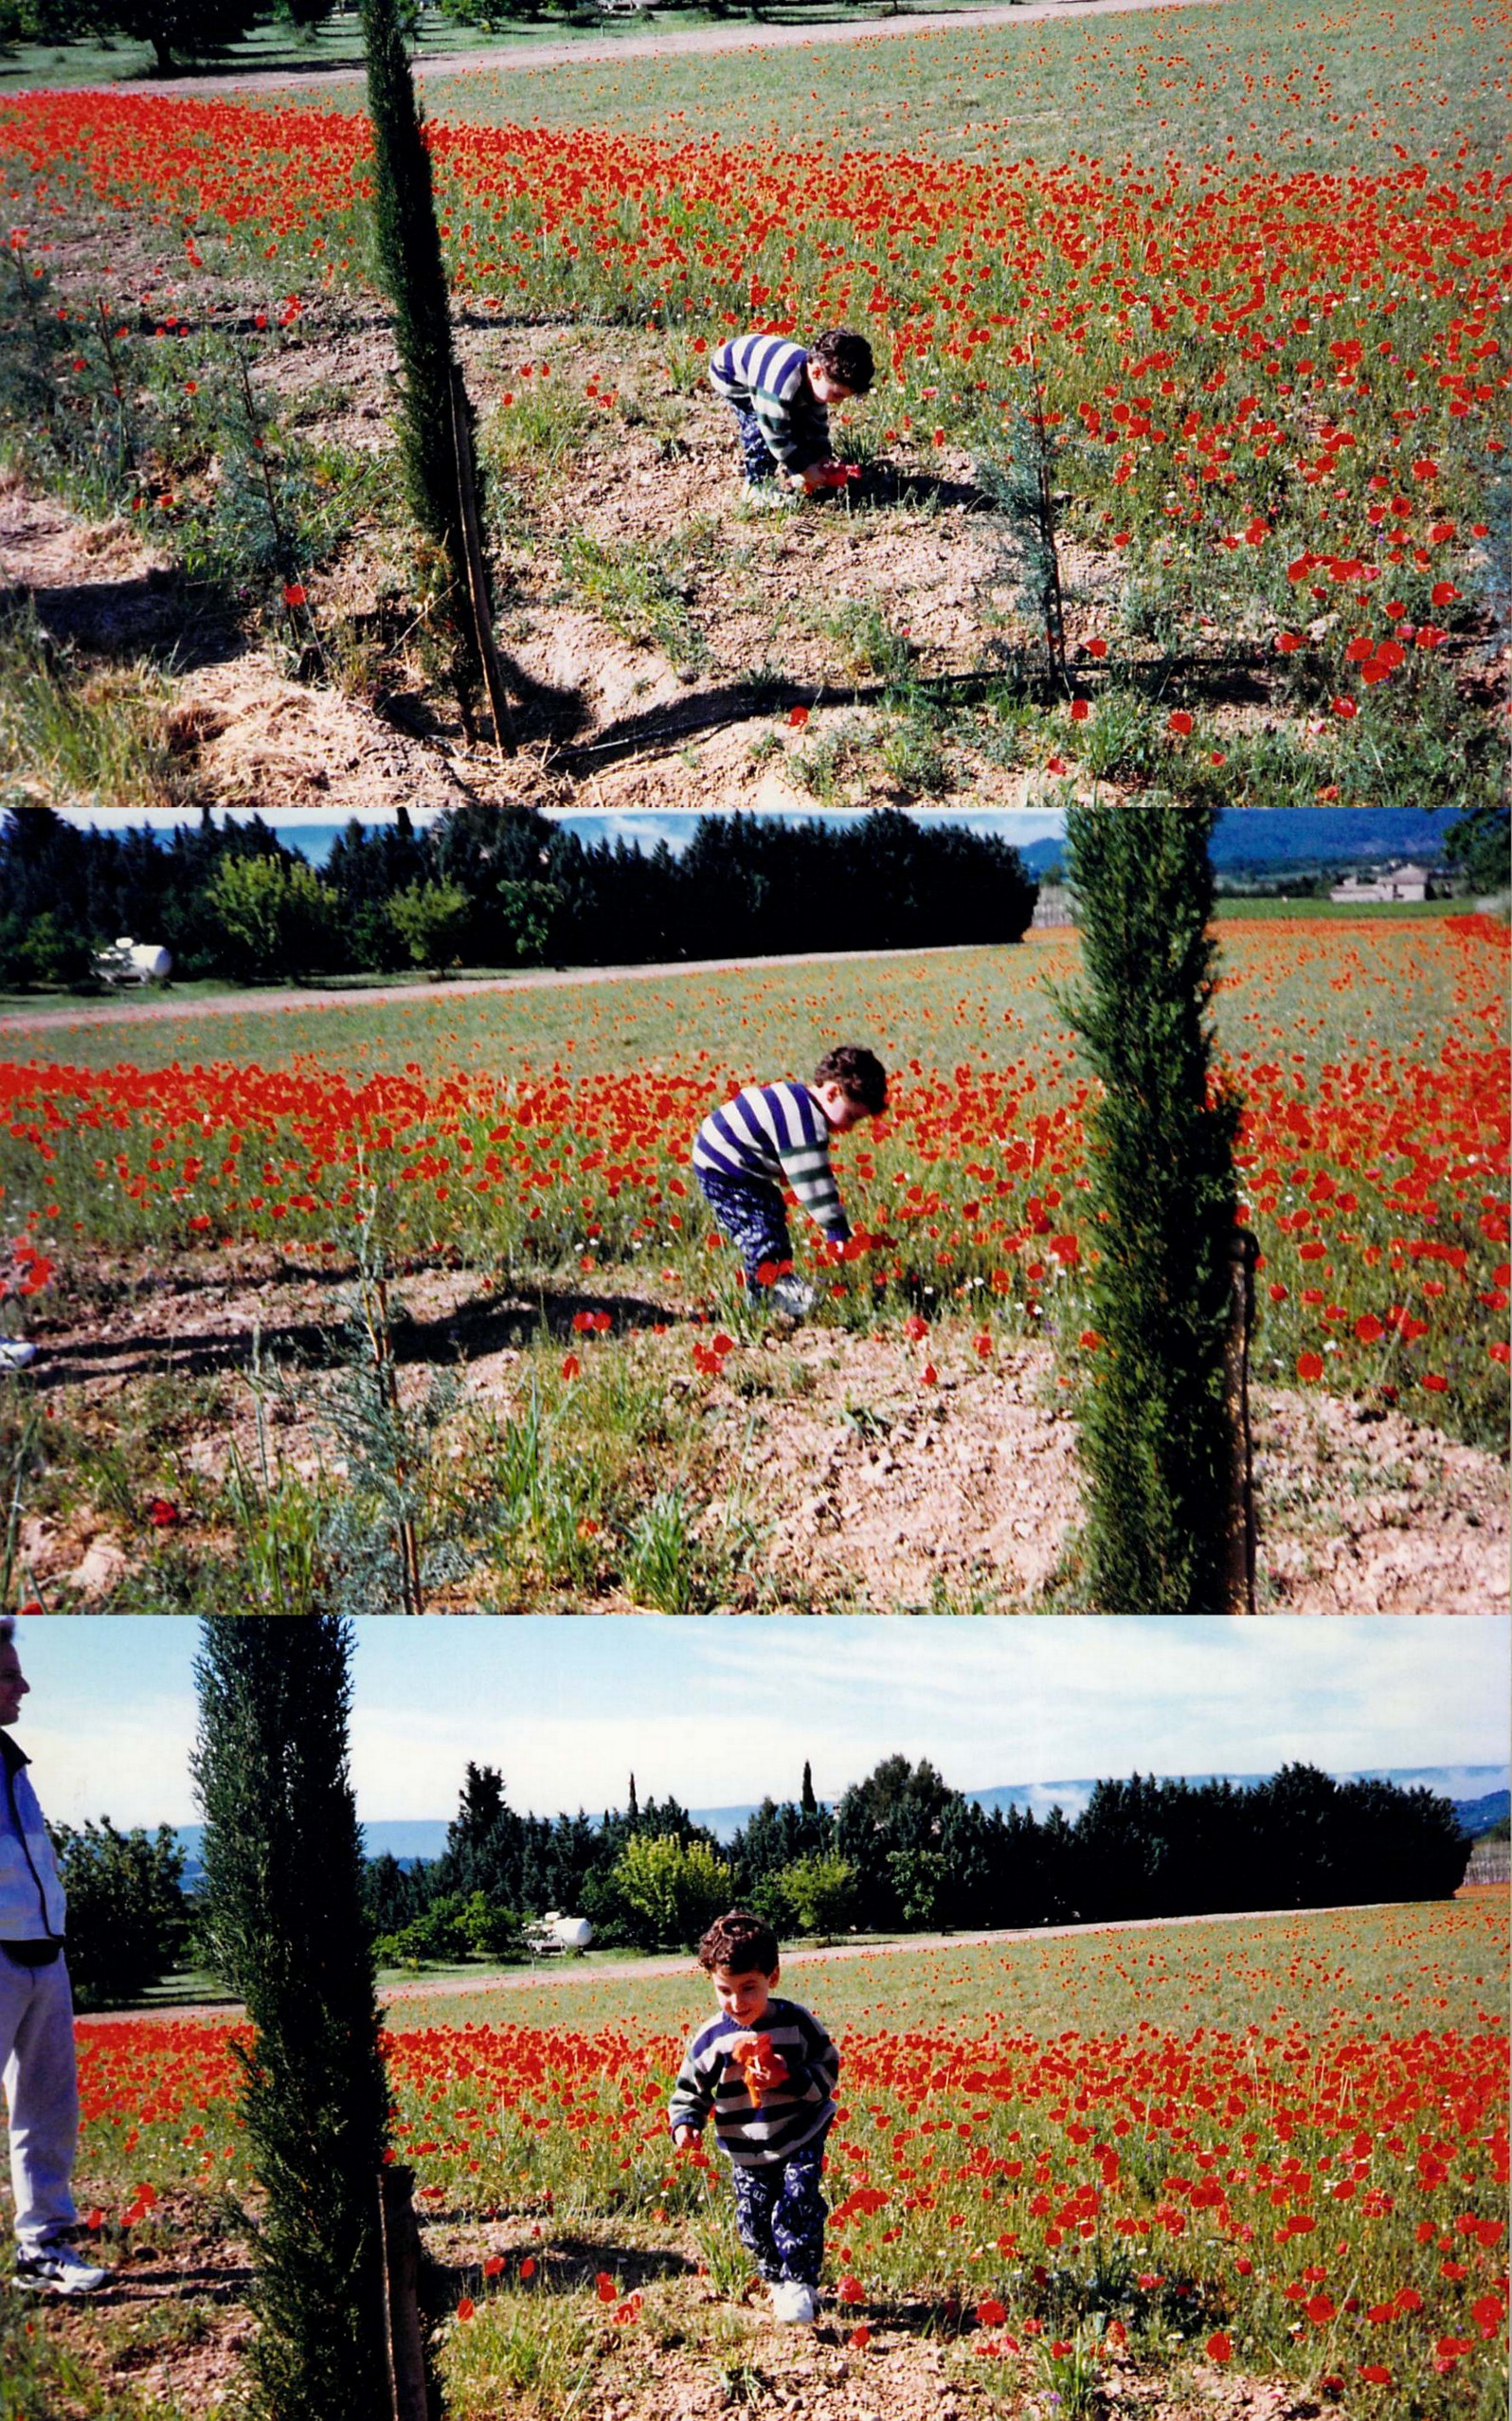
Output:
[692, 1082, 849, 1239]
[669, 1997, 839, 2168]
[709, 334, 831, 471]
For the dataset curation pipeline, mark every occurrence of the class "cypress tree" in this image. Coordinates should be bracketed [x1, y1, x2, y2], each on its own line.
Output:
[191, 1618, 391, 2421]
[1061, 801, 1242, 1614]
[359, 0, 495, 723]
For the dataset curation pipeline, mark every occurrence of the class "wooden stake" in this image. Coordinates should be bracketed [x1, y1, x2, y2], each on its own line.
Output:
[1225, 1229, 1259, 1616]
[378, 2164, 430, 2421]
[449, 362, 516, 757]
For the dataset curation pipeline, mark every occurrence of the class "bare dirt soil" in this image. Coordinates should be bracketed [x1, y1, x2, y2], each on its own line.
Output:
[31, 2188, 1310, 2421]
[0, 292, 1198, 825]
[17, 1255, 1507, 1612]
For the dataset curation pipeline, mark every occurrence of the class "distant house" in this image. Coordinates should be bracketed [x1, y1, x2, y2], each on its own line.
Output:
[1329, 861, 1439, 904]
[1031, 883, 1075, 929]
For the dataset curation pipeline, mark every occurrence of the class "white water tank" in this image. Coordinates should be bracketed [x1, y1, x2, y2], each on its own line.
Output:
[545, 1912, 593, 1950]
[102, 939, 172, 983]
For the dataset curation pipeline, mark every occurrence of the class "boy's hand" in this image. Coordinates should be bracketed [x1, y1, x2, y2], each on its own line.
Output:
[673, 2124, 701, 2149]
[801, 460, 859, 494]
[728, 2032, 788, 2100]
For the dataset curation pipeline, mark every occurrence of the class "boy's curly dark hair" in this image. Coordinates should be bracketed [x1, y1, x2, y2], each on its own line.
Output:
[697, 1909, 781, 1976]
[809, 329, 875, 395]
[814, 1044, 887, 1116]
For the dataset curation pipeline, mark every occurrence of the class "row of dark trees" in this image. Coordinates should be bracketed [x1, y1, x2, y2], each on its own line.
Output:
[0, 0, 854, 72]
[0, 804, 1037, 988]
[359, 1751, 1470, 1955]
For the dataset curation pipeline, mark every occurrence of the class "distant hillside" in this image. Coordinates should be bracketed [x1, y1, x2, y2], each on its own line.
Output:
[1025, 811, 1449, 881]
[1452, 1790, 1511, 1840]
[1210, 808, 1449, 870]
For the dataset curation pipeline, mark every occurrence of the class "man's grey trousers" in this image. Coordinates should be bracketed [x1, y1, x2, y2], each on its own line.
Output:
[0, 1951, 79, 2252]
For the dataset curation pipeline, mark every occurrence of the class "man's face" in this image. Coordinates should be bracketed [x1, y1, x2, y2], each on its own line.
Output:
[711, 1962, 777, 2026]
[0, 1642, 29, 1728]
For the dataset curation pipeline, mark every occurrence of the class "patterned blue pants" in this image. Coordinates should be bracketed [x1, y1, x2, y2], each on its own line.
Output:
[727, 404, 780, 485]
[730, 2133, 829, 2286]
[695, 1167, 793, 1288]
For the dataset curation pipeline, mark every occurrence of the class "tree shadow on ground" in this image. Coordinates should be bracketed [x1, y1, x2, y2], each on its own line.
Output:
[27, 1283, 683, 1390]
[429, 2233, 701, 2297]
[1, 572, 243, 670]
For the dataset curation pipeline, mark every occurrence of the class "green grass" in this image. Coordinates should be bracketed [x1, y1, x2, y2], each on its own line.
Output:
[1212, 896, 1462, 919]
[0, 0, 1074, 96]
[0, 924, 1477, 1081]
[383, 1896, 1510, 2043]
[415, 0, 1507, 175]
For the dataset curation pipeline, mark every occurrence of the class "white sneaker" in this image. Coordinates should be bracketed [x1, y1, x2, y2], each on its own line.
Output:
[769, 2280, 818, 2324]
[0, 1338, 36, 1372]
[15, 2239, 110, 2296]
[743, 480, 795, 511]
[769, 1277, 815, 1318]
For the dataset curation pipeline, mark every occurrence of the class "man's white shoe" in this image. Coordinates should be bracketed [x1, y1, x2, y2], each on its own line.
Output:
[14, 2239, 110, 2296]
[769, 1277, 815, 1318]
[769, 2280, 818, 2323]
[0, 1338, 37, 1372]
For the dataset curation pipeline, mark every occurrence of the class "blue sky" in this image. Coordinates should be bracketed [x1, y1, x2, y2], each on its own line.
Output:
[9, 1617, 1507, 1829]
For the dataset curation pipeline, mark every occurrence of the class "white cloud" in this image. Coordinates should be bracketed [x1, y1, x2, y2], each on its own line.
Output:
[12, 1617, 1506, 1829]
[19, 1701, 201, 1829]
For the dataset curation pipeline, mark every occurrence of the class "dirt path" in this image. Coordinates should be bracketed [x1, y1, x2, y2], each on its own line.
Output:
[0, 942, 1007, 1039]
[110, 0, 1235, 99]
[81, 1902, 1401, 2026]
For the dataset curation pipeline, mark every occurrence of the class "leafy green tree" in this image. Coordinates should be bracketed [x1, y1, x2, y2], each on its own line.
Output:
[47, 1817, 187, 2011]
[373, 1888, 519, 1969]
[886, 1846, 951, 1928]
[207, 853, 339, 981]
[192, 1617, 390, 2421]
[611, 1833, 734, 1949]
[86, 0, 260, 73]
[495, 876, 561, 966]
[0, 906, 94, 990]
[387, 876, 471, 972]
[1061, 801, 1241, 1614]
[774, 1852, 857, 1942]
[1444, 802, 1509, 894]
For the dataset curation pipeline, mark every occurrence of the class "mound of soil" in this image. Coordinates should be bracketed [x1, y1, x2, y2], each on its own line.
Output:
[169, 655, 473, 814]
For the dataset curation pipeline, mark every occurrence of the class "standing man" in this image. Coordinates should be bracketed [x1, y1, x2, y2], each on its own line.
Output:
[0, 1617, 108, 2294]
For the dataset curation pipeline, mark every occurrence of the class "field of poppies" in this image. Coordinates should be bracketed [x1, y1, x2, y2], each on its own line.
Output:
[2, 915, 1505, 1426]
[0, 0, 1505, 820]
[0, 915, 1505, 1612]
[45, 1897, 1510, 2421]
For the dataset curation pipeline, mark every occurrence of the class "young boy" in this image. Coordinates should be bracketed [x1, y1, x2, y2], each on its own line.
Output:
[670, 1909, 839, 2324]
[709, 329, 874, 498]
[691, 1044, 887, 1316]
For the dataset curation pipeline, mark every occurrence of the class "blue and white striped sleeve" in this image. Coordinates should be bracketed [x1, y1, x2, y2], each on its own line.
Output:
[668, 2025, 717, 2138]
[766, 1085, 848, 1240]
